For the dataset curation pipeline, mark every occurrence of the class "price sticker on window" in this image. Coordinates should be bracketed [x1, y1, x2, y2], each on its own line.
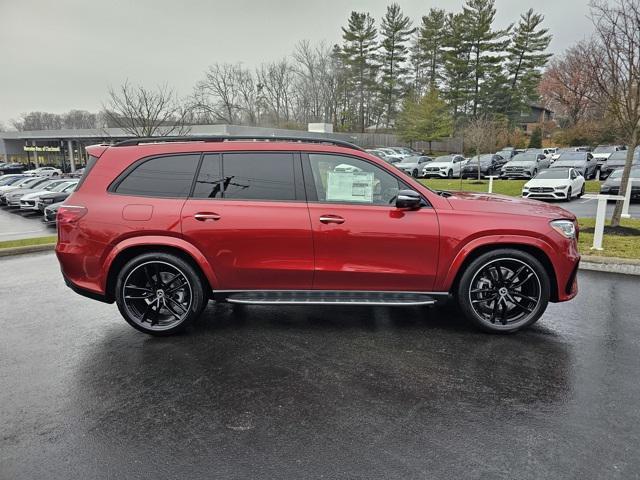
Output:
[326, 171, 374, 202]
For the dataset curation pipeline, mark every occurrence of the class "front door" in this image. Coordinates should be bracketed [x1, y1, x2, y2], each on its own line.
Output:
[181, 152, 314, 290]
[304, 153, 440, 292]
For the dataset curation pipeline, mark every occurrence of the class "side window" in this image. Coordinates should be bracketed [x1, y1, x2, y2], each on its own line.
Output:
[192, 154, 223, 198]
[308, 153, 402, 206]
[114, 154, 200, 198]
[220, 152, 296, 201]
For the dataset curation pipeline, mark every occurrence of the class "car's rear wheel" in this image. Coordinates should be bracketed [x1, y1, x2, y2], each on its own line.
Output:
[115, 252, 206, 336]
[578, 184, 585, 198]
[457, 249, 550, 333]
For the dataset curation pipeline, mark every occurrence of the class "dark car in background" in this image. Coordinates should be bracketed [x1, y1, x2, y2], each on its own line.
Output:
[550, 152, 597, 179]
[461, 154, 506, 179]
[36, 181, 78, 212]
[600, 166, 640, 200]
[43, 201, 64, 225]
[601, 150, 640, 179]
[0, 163, 25, 175]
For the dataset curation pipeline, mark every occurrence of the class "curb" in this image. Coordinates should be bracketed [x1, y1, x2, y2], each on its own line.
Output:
[580, 255, 640, 276]
[0, 243, 56, 258]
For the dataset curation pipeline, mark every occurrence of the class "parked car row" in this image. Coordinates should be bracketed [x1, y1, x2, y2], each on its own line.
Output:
[0, 174, 78, 225]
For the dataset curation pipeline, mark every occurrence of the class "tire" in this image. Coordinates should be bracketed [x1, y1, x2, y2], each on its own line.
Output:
[565, 187, 572, 202]
[447, 169, 453, 179]
[115, 252, 207, 336]
[578, 183, 585, 198]
[456, 248, 550, 333]
[412, 169, 418, 178]
[52, 172, 59, 177]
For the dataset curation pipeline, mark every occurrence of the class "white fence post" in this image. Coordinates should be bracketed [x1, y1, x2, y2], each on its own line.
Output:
[582, 194, 626, 250]
[621, 178, 635, 219]
[487, 176, 496, 194]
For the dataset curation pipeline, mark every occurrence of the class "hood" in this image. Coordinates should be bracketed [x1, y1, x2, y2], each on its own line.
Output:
[20, 190, 50, 200]
[505, 160, 535, 167]
[524, 178, 570, 188]
[427, 161, 451, 168]
[444, 191, 576, 220]
[398, 162, 420, 169]
[6, 188, 37, 198]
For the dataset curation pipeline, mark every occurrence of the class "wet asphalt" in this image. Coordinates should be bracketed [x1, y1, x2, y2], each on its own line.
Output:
[1, 252, 640, 480]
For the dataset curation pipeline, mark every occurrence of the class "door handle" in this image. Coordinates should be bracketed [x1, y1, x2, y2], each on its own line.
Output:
[319, 215, 345, 224]
[194, 212, 221, 221]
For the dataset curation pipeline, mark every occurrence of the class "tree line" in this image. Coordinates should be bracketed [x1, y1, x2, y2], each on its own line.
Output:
[8, 0, 551, 139]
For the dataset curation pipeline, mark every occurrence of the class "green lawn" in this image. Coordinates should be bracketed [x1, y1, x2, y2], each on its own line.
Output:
[577, 218, 640, 259]
[419, 178, 601, 197]
[0, 235, 57, 250]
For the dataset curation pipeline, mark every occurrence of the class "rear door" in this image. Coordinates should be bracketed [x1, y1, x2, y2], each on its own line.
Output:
[181, 151, 314, 290]
[303, 153, 440, 292]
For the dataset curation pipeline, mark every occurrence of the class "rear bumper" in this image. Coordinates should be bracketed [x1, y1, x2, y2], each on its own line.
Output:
[62, 272, 112, 304]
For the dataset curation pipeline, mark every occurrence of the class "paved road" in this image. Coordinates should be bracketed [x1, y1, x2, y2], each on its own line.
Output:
[1, 252, 640, 479]
[557, 196, 640, 218]
[0, 206, 54, 241]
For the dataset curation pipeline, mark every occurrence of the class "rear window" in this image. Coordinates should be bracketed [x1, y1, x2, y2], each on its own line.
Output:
[75, 155, 98, 190]
[114, 154, 200, 198]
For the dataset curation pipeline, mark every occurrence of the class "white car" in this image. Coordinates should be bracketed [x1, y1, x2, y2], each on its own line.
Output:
[23, 166, 62, 177]
[19, 180, 78, 211]
[422, 154, 466, 178]
[522, 167, 586, 202]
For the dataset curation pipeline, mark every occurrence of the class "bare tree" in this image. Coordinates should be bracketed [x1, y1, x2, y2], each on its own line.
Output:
[63, 110, 97, 129]
[11, 112, 63, 131]
[103, 81, 191, 137]
[538, 42, 600, 126]
[463, 116, 500, 181]
[257, 59, 295, 126]
[586, 0, 640, 226]
[193, 63, 252, 125]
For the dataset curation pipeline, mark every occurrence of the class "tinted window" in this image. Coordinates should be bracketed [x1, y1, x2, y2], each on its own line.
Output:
[308, 153, 402, 206]
[192, 154, 223, 198]
[220, 152, 295, 201]
[115, 154, 199, 198]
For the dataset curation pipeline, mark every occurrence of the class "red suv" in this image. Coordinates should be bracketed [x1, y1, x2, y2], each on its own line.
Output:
[56, 136, 580, 335]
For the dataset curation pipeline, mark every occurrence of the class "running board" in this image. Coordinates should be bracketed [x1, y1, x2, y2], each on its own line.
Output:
[221, 291, 440, 306]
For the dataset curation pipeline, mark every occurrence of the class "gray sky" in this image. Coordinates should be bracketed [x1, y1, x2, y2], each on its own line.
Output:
[0, 0, 594, 125]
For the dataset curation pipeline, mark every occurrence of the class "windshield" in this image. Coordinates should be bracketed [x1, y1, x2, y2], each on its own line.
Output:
[610, 167, 640, 178]
[594, 146, 616, 153]
[468, 155, 493, 164]
[50, 181, 73, 192]
[535, 169, 570, 179]
[0, 176, 22, 186]
[557, 152, 586, 161]
[399, 156, 421, 164]
[434, 155, 452, 163]
[511, 153, 537, 162]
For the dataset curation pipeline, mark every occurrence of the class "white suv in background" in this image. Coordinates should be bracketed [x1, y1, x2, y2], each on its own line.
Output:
[422, 154, 466, 178]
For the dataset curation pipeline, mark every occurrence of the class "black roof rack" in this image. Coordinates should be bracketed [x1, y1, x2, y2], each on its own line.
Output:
[112, 135, 364, 151]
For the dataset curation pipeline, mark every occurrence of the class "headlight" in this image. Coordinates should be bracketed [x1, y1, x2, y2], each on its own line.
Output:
[550, 220, 576, 239]
[555, 185, 568, 190]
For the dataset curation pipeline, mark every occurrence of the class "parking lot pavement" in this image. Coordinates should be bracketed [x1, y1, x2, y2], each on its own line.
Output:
[0, 206, 54, 241]
[561, 197, 640, 218]
[2, 252, 640, 480]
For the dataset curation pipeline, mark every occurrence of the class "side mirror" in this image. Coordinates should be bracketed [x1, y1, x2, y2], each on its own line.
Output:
[396, 189, 422, 210]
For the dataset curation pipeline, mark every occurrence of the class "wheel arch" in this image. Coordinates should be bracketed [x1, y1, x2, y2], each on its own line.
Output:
[445, 240, 559, 303]
[102, 236, 217, 302]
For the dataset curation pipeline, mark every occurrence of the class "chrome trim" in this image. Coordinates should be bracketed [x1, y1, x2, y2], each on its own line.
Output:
[213, 289, 449, 296]
[226, 298, 436, 306]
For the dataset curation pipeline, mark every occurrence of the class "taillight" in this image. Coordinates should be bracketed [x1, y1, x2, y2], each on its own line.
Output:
[57, 205, 87, 224]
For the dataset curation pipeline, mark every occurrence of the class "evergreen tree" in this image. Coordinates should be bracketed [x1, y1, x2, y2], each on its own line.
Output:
[504, 9, 552, 116]
[462, 0, 511, 117]
[379, 4, 414, 128]
[397, 88, 453, 151]
[411, 8, 446, 95]
[442, 13, 473, 119]
[341, 12, 379, 132]
[528, 126, 542, 148]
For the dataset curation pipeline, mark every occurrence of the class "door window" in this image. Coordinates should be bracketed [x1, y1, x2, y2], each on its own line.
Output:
[192, 152, 297, 201]
[308, 154, 402, 206]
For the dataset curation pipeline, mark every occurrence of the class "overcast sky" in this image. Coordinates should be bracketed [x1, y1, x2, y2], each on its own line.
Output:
[0, 0, 594, 125]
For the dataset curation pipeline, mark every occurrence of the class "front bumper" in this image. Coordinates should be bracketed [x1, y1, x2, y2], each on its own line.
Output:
[600, 186, 640, 199]
[423, 169, 450, 177]
[19, 200, 39, 211]
[522, 188, 569, 200]
[501, 170, 533, 178]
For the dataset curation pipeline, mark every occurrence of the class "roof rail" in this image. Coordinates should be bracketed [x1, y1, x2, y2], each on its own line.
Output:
[112, 135, 364, 151]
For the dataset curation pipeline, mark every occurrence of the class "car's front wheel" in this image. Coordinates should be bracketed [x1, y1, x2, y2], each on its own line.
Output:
[447, 169, 453, 178]
[115, 252, 207, 336]
[457, 249, 550, 333]
[412, 169, 418, 178]
[565, 187, 572, 201]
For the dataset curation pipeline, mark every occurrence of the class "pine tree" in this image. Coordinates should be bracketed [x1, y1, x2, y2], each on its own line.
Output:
[528, 126, 542, 148]
[442, 12, 473, 119]
[504, 9, 552, 116]
[397, 88, 453, 151]
[341, 12, 379, 132]
[462, 0, 511, 117]
[379, 4, 414, 128]
[411, 8, 446, 95]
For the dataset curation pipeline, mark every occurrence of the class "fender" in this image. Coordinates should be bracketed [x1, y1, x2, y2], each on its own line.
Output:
[101, 235, 219, 292]
[438, 234, 557, 291]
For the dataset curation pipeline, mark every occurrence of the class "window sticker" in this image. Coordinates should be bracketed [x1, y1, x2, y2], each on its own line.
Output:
[326, 171, 374, 202]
